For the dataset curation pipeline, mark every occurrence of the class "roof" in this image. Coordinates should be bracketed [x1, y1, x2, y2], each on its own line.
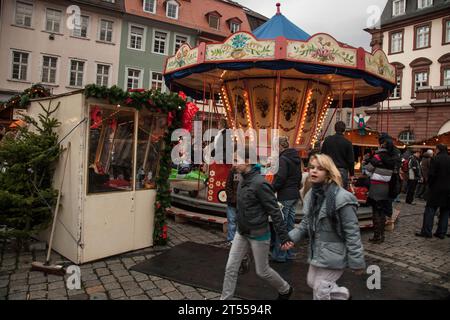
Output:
[253, 5, 310, 40]
[380, 0, 450, 27]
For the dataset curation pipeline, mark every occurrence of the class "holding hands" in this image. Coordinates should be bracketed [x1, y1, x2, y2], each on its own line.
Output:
[281, 241, 295, 251]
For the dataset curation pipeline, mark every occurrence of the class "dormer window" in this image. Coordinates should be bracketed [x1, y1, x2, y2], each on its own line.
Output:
[206, 11, 222, 30]
[227, 17, 242, 33]
[393, 0, 406, 17]
[418, 0, 433, 10]
[165, 0, 179, 20]
[143, 0, 156, 14]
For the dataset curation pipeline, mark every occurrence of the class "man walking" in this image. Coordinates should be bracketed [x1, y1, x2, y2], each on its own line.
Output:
[416, 150, 433, 199]
[321, 121, 354, 188]
[406, 150, 422, 205]
[416, 144, 450, 239]
[271, 136, 302, 263]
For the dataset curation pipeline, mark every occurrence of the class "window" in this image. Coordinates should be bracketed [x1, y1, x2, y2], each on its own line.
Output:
[444, 18, 450, 45]
[153, 31, 168, 54]
[399, 131, 415, 144]
[129, 25, 145, 50]
[72, 15, 89, 38]
[87, 105, 135, 194]
[126, 68, 142, 90]
[393, 0, 406, 16]
[11, 51, 29, 81]
[143, 0, 156, 13]
[415, 24, 431, 49]
[136, 112, 166, 190]
[174, 35, 188, 53]
[444, 68, 450, 86]
[15, 1, 33, 27]
[96, 64, 110, 87]
[230, 22, 240, 33]
[209, 15, 220, 30]
[69, 60, 85, 87]
[391, 74, 402, 98]
[99, 19, 113, 42]
[414, 71, 428, 93]
[45, 8, 62, 33]
[418, 0, 433, 9]
[151, 72, 164, 92]
[336, 110, 342, 122]
[390, 31, 403, 54]
[166, 1, 179, 19]
[42, 56, 57, 84]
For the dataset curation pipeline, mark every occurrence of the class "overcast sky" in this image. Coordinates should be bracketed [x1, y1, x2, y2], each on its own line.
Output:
[238, 0, 389, 50]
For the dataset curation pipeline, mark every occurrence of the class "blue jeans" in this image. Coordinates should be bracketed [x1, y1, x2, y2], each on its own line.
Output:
[271, 199, 298, 262]
[226, 206, 237, 242]
[421, 206, 450, 237]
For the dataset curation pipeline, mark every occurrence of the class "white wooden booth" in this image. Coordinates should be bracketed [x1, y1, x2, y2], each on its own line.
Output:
[28, 91, 166, 264]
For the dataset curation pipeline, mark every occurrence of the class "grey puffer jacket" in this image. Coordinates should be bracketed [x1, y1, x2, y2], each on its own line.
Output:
[237, 167, 289, 244]
[289, 185, 366, 270]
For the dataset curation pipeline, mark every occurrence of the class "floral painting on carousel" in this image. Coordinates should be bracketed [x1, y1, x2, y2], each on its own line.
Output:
[297, 84, 330, 147]
[225, 81, 249, 129]
[247, 79, 275, 132]
[166, 44, 198, 73]
[287, 34, 357, 67]
[278, 80, 308, 147]
[365, 50, 396, 83]
[206, 33, 275, 61]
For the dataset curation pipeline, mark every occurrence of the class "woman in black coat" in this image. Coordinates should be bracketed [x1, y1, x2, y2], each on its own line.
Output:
[416, 144, 450, 239]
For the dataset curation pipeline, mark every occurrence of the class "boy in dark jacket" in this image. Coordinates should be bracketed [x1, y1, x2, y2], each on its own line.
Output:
[221, 146, 293, 300]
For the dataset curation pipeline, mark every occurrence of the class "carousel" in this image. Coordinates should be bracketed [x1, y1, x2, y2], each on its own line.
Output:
[164, 3, 397, 215]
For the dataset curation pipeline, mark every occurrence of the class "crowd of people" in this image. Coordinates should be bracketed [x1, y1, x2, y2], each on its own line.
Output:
[221, 120, 450, 300]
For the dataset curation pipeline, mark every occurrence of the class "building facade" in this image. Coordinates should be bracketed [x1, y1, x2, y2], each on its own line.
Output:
[365, 0, 450, 144]
[118, 0, 265, 92]
[0, 0, 125, 100]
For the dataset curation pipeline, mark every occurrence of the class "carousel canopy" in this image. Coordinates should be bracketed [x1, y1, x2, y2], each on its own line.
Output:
[409, 131, 450, 149]
[253, 4, 310, 40]
[345, 129, 406, 149]
[163, 3, 397, 149]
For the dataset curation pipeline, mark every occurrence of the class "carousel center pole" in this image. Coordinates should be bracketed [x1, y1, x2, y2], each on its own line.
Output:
[351, 80, 355, 131]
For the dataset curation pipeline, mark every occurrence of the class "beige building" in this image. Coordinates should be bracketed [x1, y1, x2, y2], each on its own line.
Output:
[0, 0, 124, 100]
[365, 0, 450, 143]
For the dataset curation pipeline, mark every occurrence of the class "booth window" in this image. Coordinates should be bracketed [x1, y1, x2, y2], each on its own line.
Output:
[399, 131, 415, 145]
[88, 105, 135, 194]
[136, 110, 166, 190]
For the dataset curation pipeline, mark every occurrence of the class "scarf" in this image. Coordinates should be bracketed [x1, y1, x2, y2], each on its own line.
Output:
[310, 182, 339, 231]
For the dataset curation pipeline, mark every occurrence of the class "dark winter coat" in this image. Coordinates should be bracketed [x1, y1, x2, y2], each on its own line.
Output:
[272, 148, 302, 201]
[225, 167, 240, 207]
[408, 155, 422, 181]
[365, 148, 396, 202]
[236, 167, 289, 243]
[420, 155, 432, 182]
[426, 151, 450, 208]
[321, 133, 355, 176]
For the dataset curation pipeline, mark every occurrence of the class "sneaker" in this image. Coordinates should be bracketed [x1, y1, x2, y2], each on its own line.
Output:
[277, 286, 293, 300]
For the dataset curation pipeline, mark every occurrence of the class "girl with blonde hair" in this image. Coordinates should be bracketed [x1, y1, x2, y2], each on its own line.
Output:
[282, 154, 366, 300]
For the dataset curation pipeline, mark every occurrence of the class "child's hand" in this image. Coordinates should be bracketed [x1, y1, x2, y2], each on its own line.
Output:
[281, 241, 294, 251]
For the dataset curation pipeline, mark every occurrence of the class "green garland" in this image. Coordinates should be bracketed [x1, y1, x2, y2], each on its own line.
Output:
[85, 84, 186, 246]
[1, 84, 51, 110]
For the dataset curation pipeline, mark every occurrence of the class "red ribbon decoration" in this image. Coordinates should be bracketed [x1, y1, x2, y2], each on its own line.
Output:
[182, 101, 199, 132]
[167, 111, 175, 127]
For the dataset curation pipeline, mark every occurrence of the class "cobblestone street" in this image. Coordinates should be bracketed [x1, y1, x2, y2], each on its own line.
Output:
[1, 197, 449, 300]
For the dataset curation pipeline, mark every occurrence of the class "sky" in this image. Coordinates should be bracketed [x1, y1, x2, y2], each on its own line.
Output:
[238, 0, 389, 50]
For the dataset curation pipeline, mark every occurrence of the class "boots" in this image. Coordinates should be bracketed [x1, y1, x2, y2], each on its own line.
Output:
[369, 210, 385, 244]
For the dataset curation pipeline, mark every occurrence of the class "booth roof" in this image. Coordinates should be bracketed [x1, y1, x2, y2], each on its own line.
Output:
[253, 12, 310, 40]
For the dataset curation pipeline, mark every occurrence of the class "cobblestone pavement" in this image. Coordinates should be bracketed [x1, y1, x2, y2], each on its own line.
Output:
[1, 197, 449, 300]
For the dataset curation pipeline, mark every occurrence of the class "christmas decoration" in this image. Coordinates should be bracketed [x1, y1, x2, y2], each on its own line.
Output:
[0, 100, 62, 243]
[1, 84, 51, 111]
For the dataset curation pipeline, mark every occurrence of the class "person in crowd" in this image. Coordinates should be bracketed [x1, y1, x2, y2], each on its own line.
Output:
[321, 121, 354, 189]
[282, 154, 365, 300]
[221, 146, 293, 300]
[271, 136, 302, 263]
[406, 150, 422, 205]
[225, 165, 240, 245]
[415, 144, 450, 239]
[364, 136, 398, 244]
[416, 150, 433, 199]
